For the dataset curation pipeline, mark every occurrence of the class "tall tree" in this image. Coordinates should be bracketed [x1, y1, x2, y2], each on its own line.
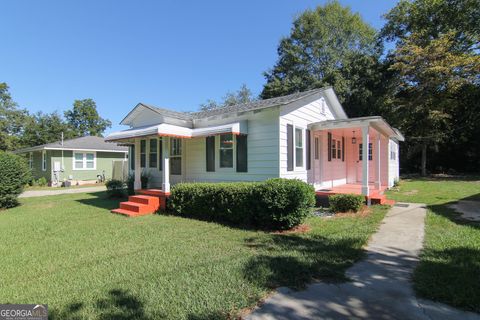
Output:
[382, 0, 480, 174]
[0, 83, 28, 151]
[200, 84, 255, 111]
[261, 1, 383, 116]
[21, 111, 73, 147]
[64, 99, 111, 137]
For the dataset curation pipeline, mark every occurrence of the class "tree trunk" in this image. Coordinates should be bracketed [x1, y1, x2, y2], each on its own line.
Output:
[421, 143, 427, 176]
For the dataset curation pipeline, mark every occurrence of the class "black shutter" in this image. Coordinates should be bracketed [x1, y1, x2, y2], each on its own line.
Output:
[206, 136, 215, 172]
[306, 129, 311, 170]
[342, 137, 345, 161]
[236, 134, 248, 172]
[328, 132, 332, 161]
[159, 138, 163, 170]
[287, 124, 294, 171]
[130, 145, 135, 170]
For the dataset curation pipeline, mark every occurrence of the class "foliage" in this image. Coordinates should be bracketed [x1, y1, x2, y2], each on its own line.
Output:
[199, 84, 256, 111]
[127, 174, 135, 195]
[168, 179, 315, 230]
[21, 111, 74, 147]
[140, 170, 149, 189]
[36, 177, 48, 187]
[0, 152, 31, 208]
[0, 83, 29, 151]
[260, 1, 384, 117]
[105, 179, 126, 198]
[328, 194, 365, 213]
[0, 191, 387, 319]
[64, 99, 112, 137]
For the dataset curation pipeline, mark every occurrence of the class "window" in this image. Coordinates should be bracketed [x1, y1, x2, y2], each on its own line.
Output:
[295, 128, 303, 167]
[140, 140, 146, 168]
[29, 152, 33, 169]
[73, 152, 95, 170]
[337, 140, 342, 159]
[42, 151, 47, 171]
[170, 138, 182, 175]
[149, 139, 158, 168]
[331, 139, 337, 159]
[314, 137, 319, 160]
[359, 143, 373, 161]
[220, 134, 233, 168]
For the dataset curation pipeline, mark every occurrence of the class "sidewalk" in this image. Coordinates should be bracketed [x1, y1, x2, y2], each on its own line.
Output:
[19, 186, 106, 198]
[247, 203, 480, 320]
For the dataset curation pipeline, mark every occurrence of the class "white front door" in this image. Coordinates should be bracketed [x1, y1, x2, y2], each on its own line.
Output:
[356, 142, 375, 183]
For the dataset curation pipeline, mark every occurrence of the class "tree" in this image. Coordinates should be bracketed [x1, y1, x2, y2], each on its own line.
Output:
[200, 84, 255, 111]
[64, 99, 111, 137]
[21, 111, 73, 147]
[382, 0, 480, 174]
[260, 1, 383, 116]
[0, 83, 28, 151]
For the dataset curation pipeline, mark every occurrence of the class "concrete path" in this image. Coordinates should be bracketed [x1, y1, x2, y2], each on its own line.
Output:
[19, 186, 106, 198]
[247, 203, 480, 320]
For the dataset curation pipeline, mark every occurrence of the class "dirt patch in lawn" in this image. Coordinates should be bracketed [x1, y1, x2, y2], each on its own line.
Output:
[335, 206, 372, 218]
[271, 224, 311, 234]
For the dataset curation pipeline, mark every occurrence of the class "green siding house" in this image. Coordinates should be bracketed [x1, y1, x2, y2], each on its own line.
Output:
[14, 136, 128, 186]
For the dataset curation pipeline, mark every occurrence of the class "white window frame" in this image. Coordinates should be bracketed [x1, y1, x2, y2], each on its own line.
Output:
[295, 127, 304, 168]
[29, 152, 33, 169]
[42, 150, 47, 171]
[72, 151, 97, 170]
[219, 133, 234, 169]
[170, 138, 182, 175]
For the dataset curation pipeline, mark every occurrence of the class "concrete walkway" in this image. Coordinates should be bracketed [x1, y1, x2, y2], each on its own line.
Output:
[247, 203, 480, 320]
[19, 186, 106, 198]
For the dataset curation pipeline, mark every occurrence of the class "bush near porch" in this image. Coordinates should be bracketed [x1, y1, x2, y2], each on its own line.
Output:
[328, 194, 365, 213]
[168, 178, 315, 230]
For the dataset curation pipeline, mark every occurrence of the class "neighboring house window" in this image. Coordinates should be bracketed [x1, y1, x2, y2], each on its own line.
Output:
[220, 134, 234, 168]
[42, 151, 47, 171]
[314, 137, 319, 160]
[359, 143, 373, 161]
[140, 140, 146, 168]
[332, 138, 337, 159]
[29, 152, 33, 169]
[170, 138, 182, 175]
[149, 139, 158, 168]
[73, 152, 96, 170]
[295, 128, 303, 167]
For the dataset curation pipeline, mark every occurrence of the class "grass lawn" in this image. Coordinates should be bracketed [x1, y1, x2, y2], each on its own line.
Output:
[386, 177, 480, 313]
[0, 192, 387, 320]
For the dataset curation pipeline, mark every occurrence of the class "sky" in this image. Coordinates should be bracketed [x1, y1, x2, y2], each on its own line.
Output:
[1, 0, 399, 134]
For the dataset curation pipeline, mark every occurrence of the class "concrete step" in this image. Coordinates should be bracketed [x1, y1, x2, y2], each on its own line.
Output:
[111, 208, 153, 217]
[120, 201, 154, 214]
[129, 195, 160, 210]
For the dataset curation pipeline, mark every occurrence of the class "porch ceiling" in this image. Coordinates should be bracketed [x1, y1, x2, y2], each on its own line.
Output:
[308, 116, 404, 141]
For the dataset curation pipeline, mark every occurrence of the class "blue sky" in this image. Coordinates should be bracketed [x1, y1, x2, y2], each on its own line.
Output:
[1, 0, 398, 134]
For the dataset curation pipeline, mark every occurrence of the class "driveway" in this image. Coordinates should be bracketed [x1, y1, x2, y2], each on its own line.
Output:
[19, 186, 106, 198]
[247, 203, 480, 320]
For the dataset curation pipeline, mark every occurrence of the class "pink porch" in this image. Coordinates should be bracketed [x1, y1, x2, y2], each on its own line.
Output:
[315, 183, 394, 205]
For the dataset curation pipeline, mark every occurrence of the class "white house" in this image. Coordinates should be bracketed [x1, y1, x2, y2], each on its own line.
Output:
[106, 87, 403, 201]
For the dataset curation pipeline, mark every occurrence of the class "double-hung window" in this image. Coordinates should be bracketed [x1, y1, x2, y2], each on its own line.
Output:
[295, 128, 303, 167]
[359, 143, 373, 161]
[149, 139, 158, 168]
[331, 139, 337, 159]
[42, 151, 47, 171]
[170, 138, 182, 175]
[220, 134, 234, 168]
[74, 152, 95, 170]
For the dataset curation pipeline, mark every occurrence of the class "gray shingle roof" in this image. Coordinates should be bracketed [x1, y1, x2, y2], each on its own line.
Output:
[144, 88, 326, 121]
[14, 136, 128, 153]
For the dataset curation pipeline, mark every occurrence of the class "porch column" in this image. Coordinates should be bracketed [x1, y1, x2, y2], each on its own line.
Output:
[162, 136, 170, 193]
[134, 139, 141, 190]
[375, 135, 381, 190]
[361, 126, 370, 197]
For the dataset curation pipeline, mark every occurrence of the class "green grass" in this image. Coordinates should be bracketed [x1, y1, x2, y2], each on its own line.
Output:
[387, 177, 480, 312]
[0, 192, 387, 319]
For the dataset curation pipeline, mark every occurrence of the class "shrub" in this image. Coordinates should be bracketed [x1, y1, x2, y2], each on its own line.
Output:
[328, 194, 365, 213]
[168, 179, 315, 230]
[0, 152, 32, 209]
[127, 174, 135, 195]
[37, 177, 48, 187]
[141, 170, 149, 189]
[105, 179, 126, 198]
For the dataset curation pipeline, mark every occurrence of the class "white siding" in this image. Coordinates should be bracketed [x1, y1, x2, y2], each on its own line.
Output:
[279, 96, 336, 182]
[388, 139, 400, 187]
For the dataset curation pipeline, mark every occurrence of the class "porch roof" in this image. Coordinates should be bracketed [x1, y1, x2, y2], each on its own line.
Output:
[105, 121, 247, 142]
[308, 116, 405, 141]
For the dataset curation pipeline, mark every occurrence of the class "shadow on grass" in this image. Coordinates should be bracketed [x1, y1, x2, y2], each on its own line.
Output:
[50, 289, 155, 320]
[242, 234, 365, 290]
[414, 246, 480, 313]
[428, 196, 480, 230]
[75, 191, 126, 211]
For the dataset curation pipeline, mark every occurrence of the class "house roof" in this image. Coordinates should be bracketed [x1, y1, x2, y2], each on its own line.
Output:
[13, 136, 128, 154]
[120, 87, 347, 126]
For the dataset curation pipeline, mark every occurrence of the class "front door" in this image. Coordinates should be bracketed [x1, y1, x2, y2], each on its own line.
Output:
[313, 133, 322, 185]
[356, 142, 375, 183]
[169, 138, 184, 184]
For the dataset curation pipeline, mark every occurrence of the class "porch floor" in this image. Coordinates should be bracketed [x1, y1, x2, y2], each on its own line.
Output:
[316, 183, 394, 205]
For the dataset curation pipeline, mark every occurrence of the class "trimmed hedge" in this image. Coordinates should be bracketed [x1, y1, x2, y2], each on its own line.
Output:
[328, 194, 365, 213]
[168, 178, 315, 230]
[105, 179, 126, 198]
[0, 152, 31, 209]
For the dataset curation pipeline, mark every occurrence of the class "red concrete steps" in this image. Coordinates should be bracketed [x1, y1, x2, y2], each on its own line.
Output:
[111, 195, 160, 217]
